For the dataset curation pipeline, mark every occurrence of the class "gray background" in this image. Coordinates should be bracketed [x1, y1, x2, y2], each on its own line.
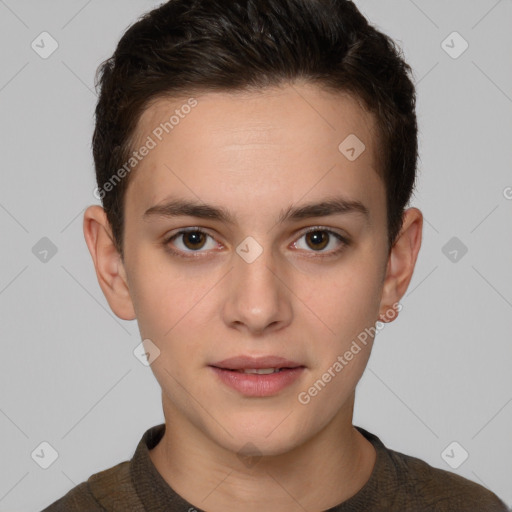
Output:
[0, 1, 511, 510]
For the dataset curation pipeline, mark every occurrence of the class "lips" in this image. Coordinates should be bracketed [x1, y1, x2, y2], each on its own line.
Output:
[209, 355, 306, 396]
[210, 355, 304, 371]
[209, 361, 305, 398]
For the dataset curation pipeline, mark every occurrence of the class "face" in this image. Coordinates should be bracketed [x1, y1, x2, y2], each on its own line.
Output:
[86, 83, 419, 457]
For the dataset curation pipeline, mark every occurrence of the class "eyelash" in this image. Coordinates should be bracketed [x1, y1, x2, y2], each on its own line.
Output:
[162, 227, 351, 260]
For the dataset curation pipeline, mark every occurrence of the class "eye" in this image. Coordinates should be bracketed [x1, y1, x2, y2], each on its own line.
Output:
[164, 228, 219, 256]
[292, 227, 349, 256]
[163, 226, 350, 259]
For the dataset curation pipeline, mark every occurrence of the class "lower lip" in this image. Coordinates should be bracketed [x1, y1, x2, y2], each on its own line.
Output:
[209, 366, 305, 397]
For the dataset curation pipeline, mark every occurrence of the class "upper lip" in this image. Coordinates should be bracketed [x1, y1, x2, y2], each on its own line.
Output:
[210, 355, 304, 370]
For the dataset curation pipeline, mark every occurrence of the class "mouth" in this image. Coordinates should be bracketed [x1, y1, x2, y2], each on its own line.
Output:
[210, 355, 304, 371]
[222, 368, 292, 375]
[219, 367, 298, 374]
[208, 356, 306, 397]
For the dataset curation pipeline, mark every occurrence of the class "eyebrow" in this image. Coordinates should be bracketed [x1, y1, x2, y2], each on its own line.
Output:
[143, 196, 370, 225]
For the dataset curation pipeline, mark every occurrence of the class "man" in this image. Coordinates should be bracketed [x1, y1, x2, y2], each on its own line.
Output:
[43, 0, 509, 510]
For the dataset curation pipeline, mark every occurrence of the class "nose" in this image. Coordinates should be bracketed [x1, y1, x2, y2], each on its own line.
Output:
[221, 242, 293, 336]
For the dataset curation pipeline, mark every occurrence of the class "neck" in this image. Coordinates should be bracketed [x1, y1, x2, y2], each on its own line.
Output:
[149, 393, 376, 512]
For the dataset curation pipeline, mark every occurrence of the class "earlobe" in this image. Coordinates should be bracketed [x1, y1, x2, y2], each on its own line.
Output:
[83, 205, 136, 321]
[378, 207, 423, 323]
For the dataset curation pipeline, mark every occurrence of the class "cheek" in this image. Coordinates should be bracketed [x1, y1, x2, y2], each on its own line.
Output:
[126, 251, 218, 360]
[130, 273, 208, 390]
[296, 263, 382, 408]
[127, 276, 170, 339]
[299, 255, 384, 344]
[124, 249, 186, 339]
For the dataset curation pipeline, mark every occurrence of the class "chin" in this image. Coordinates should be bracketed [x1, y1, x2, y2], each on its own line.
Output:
[223, 433, 300, 459]
[211, 412, 311, 458]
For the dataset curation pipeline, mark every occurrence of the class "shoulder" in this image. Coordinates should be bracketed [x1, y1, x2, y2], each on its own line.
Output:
[385, 446, 509, 511]
[41, 460, 144, 512]
[40, 480, 104, 511]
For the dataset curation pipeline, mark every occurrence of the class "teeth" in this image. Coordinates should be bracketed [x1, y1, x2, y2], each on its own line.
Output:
[238, 368, 281, 374]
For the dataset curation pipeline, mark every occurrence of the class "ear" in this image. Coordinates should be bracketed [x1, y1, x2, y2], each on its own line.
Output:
[378, 207, 423, 323]
[83, 205, 136, 321]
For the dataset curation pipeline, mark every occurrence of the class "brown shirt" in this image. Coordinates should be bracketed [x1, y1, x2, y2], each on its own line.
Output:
[41, 423, 509, 511]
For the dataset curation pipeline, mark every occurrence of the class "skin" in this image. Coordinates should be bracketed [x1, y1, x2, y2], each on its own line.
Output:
[84, 82, 422, 512]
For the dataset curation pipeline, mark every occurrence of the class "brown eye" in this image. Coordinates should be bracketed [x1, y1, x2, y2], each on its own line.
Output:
[165, 228, 218, 255]
[304, 230, 329, 251]
[182, 231, 207, 250]
[293, 228, 349, 256]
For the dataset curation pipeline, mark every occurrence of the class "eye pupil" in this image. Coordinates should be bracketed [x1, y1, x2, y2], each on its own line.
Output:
[306, 230, 329, 250]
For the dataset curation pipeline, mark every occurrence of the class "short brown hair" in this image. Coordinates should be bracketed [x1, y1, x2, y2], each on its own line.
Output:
[92, 0, 418, 255]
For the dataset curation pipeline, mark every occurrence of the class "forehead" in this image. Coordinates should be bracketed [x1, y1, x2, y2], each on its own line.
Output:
[126, 83, 385, 225]
[136, 84, 378, 155]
